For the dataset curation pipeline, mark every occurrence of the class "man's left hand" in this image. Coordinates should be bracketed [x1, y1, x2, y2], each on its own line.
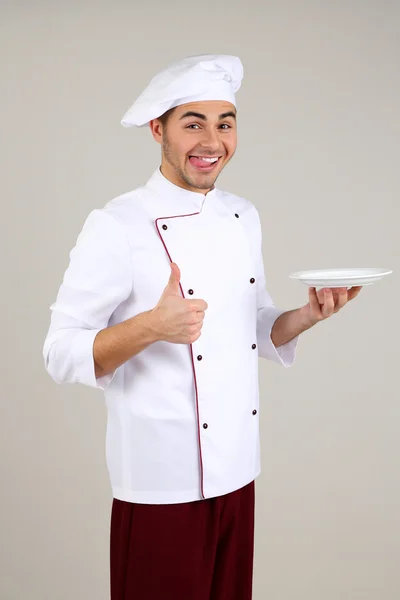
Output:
[300, 286, 363, 328]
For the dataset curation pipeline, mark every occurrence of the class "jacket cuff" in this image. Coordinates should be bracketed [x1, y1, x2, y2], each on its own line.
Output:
[257, 307, 299, 368]
[73, 329, 117, 390]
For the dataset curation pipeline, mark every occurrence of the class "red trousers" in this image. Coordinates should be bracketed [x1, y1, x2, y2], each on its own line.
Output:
[110, 481, 255, 600]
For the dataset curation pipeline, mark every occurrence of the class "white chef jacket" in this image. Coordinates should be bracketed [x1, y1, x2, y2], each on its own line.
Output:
[43, 167, 299, 504]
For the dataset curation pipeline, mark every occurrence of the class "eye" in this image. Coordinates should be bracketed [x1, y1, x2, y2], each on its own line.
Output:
[186, 123, 232, 130]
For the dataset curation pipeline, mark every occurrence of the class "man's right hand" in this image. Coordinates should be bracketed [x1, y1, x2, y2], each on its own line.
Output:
[150, 262, 208, 344]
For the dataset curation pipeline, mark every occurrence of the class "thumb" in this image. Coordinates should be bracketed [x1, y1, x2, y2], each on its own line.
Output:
[164, 262, 181, 295]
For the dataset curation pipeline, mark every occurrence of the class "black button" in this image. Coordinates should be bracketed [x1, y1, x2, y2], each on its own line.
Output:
[197, 355, 203, 361]
[203, 423, 208, 429]
[252, 343, 257, 349]
[188, 289, 194, 295]
[252, 410, 257, 416]
[250, 278, 255, 284]
[162, 224, 168, 230]
[235, 213, 239, 218]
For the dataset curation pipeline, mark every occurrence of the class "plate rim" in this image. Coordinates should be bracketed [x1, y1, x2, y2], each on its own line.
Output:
[289, 268, 393, 280]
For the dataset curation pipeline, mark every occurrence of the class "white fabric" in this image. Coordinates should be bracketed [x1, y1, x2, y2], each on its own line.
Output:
[43, 168, 299, 504]
[121, 54, 243, 128]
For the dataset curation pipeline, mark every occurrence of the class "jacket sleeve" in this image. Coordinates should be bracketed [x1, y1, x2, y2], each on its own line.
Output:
[42, 209, 132, 389]
[252, 208, 299, 368]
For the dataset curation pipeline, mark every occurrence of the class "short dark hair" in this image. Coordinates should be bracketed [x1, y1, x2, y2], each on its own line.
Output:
[157, 107, 176, 130]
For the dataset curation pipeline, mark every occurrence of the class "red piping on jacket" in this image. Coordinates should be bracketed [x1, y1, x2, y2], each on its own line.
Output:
[155, 213, 205, 500]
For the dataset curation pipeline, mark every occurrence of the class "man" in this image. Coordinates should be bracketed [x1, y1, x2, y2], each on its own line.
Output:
[43, 54, 362, 599]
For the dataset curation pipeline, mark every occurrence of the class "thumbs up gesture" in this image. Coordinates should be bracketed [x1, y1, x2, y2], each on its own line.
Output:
[150, 262, 208, 344]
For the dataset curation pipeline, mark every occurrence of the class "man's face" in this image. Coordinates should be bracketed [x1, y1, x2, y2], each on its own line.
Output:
[150, 100, 237, 193]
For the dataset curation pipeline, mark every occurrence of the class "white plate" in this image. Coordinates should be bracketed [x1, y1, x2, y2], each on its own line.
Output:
[288, 268, 393, 288]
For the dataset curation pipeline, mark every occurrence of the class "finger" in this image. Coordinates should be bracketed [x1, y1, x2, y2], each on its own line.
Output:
[169, 262, 181, 282]
[334, 287, 348, 312]
[322, 288, 335, 317]
[192, 313, 205, 323]
[165, 263, 181, 294]
[308, 287, 322, 316]
[317, 286, 340, 302]
[187, 299, 208, 311]
[347, 286, 363, 301]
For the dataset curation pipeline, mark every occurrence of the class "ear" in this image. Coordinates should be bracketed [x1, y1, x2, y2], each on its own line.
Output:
[149, 119, 163, 144]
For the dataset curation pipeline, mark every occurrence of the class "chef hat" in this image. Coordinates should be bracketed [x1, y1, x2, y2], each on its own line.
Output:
[121, 54, 243, 128]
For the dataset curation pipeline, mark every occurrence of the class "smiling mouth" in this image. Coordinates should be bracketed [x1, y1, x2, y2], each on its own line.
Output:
[188, 155, 223, 171]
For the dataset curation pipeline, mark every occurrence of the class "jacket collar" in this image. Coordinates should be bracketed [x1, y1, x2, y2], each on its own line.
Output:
[145, 167, 218, 214]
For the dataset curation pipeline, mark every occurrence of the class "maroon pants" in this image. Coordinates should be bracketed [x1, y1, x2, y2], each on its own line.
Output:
[110, 481, 255, 600]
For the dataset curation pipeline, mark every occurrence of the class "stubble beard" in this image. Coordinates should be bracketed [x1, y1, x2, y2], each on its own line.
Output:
[162, 135, 217, 191]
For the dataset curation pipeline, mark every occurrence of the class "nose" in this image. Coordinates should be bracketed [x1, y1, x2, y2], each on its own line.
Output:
[198, 128, 222, 154]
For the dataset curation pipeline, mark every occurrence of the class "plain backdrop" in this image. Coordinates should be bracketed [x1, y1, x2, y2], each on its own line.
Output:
[1, 1, 399, 599]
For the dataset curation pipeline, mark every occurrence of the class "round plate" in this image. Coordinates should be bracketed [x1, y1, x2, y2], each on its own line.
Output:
[288, 268, 393, 288]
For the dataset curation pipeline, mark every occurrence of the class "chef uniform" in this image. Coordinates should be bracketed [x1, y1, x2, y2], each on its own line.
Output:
[43, 54, 299, 600]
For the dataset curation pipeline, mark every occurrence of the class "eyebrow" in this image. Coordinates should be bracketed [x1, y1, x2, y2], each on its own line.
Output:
[179, 110, 237, 121]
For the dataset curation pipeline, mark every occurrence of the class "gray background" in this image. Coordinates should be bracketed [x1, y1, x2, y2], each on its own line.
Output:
[1, 1, 399, 599]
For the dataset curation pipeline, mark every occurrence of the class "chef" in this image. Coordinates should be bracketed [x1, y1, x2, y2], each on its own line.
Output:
[43, 54, 362, 600]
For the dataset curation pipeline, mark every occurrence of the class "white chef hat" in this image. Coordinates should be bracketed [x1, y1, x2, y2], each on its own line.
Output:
[121, 54, 243, 128]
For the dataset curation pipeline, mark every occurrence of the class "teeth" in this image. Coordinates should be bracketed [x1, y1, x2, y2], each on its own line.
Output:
[196, 157, 219, 163]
